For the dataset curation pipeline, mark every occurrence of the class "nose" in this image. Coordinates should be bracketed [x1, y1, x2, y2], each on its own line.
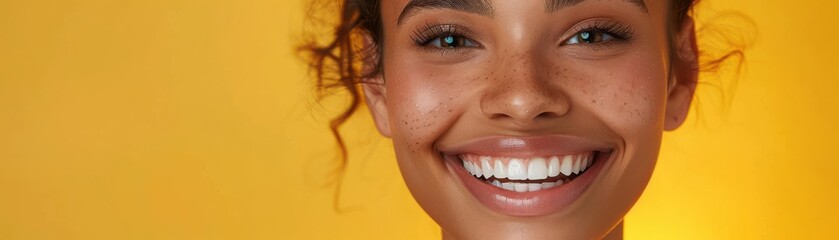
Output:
[480, 56, 570, 126]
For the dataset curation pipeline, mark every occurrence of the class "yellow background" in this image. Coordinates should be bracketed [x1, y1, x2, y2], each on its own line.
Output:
[1, 0, 837, 239]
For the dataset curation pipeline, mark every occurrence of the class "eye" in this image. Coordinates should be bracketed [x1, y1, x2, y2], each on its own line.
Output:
[428, 34, 479, 48]
[411, 24, 482, 51]
[565, 30, 616, 45]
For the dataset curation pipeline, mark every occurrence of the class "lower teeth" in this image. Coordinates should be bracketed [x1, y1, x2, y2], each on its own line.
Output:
[487, 179, 566, 192]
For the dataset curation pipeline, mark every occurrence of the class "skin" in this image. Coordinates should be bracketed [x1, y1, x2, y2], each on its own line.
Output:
[361, 0, 698, 239]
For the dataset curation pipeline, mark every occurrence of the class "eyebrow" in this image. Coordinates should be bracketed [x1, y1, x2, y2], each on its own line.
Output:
[397, 0, 649, 26]
[397, 0, 494, 25]
[545, 0, 648, 13]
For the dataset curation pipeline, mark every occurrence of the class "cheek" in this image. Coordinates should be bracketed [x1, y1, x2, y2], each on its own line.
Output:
[565, 53, 669, 138]
[382, 60, 463, 152]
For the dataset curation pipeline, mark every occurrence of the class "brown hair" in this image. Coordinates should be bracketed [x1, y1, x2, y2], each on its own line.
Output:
[298, 0, 746, 210]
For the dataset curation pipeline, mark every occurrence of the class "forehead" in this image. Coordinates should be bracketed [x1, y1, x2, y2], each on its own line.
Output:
[382, 0, 665, 24]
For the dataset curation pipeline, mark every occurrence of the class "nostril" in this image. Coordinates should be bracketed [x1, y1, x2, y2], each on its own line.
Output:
[488, 110, 557, 122]
[489, 113, 512, 120]
[535, 111, 558, 119]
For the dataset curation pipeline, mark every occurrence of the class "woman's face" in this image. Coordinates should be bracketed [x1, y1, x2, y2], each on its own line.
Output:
[363, 0, 697, 238]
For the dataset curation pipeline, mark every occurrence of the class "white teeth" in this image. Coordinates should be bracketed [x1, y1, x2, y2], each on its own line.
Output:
[493, 181, 561, 192]
[548, 156, 560, 177]
[507, 158, 527, 180]
[501, 182, 515, 191]
[462, 152, 597, 192]
[473, 161, 483, 177]
[581, 154, 589, 171]
[513, 183, 528, 192]
[527, 157, 548, 180]
[493, 159, 507, 179]
[480, 156, 493, 179]
[560, 155, 573, 176]
[541, 182, 556, 189]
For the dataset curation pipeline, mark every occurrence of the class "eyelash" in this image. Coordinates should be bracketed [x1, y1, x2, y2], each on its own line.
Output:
[411, 23, 476, 47]
[564, 20, 634, 45]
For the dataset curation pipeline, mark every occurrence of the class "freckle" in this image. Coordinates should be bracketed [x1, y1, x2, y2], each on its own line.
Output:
[448, 109, 452, 112]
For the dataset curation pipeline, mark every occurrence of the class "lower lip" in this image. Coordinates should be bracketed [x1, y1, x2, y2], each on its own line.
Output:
[445, 151, 611, 217]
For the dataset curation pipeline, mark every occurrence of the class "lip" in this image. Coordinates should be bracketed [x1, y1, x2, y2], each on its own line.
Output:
[438, 135, 613, 158]
[438, 135, 614, 216]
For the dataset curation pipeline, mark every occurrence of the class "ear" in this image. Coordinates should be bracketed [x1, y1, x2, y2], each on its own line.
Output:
[363, 79, 391, 137]
[664, 16, 699, 131]
[360, 34, 392, 137]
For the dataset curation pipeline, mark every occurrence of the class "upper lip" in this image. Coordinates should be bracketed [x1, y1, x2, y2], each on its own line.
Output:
[437, 135, 613, 157]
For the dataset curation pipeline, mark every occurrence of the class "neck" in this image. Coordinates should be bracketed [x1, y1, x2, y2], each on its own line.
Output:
[603, 221, 624, 240]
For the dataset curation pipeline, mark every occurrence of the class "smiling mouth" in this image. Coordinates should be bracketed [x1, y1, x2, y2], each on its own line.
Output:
[459, 152, 597, 192]
[439, 135, 613, 216]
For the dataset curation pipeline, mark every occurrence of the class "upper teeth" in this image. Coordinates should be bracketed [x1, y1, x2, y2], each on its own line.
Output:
[461, 153, 593, 180]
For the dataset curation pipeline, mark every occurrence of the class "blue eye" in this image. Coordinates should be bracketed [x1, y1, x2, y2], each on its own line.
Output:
[565, 30, 616, 45]
[430, 34, 478, 48]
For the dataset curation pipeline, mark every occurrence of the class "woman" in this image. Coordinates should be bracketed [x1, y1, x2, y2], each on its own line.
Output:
[303, 0, 728, 238]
